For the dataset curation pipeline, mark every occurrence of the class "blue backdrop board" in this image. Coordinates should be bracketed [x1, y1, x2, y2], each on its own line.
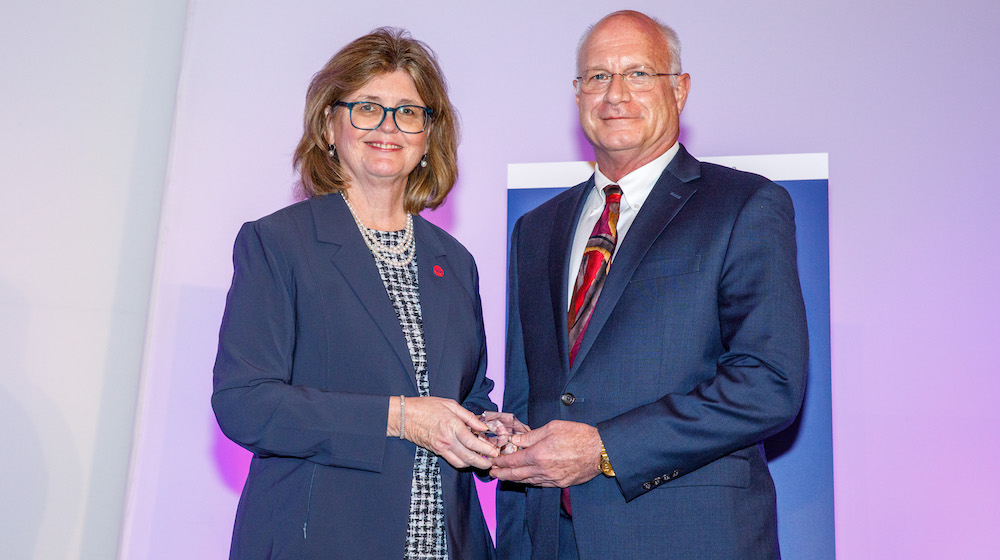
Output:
[506, 154, 833, 559]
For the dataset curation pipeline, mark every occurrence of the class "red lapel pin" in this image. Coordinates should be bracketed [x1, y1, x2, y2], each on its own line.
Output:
[433, 265, 444, 277]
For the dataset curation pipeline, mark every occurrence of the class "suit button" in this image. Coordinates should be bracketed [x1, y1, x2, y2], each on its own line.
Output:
[643, 482, 652, 490]
[652, 477, 662, 485]
[672, 470, 681, 478]
[560, 393, 576, 405]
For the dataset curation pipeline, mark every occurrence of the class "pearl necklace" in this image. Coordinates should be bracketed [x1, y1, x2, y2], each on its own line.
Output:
[341, 192, 415, 268]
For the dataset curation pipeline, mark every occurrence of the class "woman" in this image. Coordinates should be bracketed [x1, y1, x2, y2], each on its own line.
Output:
[212, 28, 499, 559]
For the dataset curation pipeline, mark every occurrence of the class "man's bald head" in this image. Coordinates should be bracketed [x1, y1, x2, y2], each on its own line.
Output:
[576, 10, 682, 77]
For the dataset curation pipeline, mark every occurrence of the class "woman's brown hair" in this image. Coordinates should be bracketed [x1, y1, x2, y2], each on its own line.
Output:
[293, 27, 459, 214]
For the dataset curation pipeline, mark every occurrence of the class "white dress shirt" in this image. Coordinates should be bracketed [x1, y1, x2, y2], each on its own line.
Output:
[566, 143, 680, 310]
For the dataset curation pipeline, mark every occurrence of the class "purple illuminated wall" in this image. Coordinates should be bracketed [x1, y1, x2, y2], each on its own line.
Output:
[119, 1, 1000, 559]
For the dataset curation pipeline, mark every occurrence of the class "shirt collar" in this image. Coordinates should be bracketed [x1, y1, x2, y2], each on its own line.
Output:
[593, 143, 680, 210]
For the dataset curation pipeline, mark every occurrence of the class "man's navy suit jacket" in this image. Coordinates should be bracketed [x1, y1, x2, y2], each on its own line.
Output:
[213, 194, 497, 559]
[497, 145, 809, 560]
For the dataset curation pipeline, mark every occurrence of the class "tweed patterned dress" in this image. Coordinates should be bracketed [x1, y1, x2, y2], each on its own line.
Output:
[369, 228, 449, 560]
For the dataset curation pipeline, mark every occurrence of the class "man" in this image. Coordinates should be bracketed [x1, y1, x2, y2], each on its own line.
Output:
[492, 10, 808, 560]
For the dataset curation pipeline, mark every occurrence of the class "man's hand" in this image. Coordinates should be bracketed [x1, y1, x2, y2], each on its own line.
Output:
[489, 420, 603, 487]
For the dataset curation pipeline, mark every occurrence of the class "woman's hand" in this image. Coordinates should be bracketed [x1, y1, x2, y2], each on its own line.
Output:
[388, 396, 499, 469]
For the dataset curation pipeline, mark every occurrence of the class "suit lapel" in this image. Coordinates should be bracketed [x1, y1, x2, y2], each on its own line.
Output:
[413, 217, 449, 392]
[313, 194, 418, 392]
[568, 146, 701, 375]
[550, 181, 594, 378]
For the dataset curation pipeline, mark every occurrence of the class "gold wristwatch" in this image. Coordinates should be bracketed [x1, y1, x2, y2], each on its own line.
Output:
[599, 442, 615, 477]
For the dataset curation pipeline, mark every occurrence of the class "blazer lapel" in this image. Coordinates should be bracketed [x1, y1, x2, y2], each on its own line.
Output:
[312, 194, 418, 392]
[568, 147, 701, 375]
[413, 217, 449, 391]
[550, 181, 594, 378]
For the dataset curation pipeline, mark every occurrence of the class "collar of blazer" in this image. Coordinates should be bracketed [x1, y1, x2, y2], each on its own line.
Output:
[311, 192, 446, 256]
[564, 144, 700, 375]
[309, 192, 452, 391]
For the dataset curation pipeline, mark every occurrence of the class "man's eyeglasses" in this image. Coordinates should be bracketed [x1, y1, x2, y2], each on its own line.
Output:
[333, 101, 433, 134]
[575, 70, 679, 94]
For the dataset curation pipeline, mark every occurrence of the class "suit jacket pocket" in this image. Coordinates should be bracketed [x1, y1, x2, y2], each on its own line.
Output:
[667, 454, 750, 489]
[630, 254, 701, 282]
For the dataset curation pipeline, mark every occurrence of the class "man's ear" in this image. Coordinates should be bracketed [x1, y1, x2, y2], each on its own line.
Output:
[674, 73, 691, 114]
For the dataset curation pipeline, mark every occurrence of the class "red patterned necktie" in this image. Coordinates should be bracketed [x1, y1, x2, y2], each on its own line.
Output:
[568, 184, 622, 366]
[562, 185, 621, 517]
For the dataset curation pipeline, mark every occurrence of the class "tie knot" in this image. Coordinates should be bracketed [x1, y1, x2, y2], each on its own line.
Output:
[604, 184, 622, 203]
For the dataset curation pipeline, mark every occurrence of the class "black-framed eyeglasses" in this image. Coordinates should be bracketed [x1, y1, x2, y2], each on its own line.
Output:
[575, 70, 680, 94]
[333, 101, 433, 134]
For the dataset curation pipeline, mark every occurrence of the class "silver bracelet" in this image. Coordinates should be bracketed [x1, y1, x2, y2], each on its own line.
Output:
[399, 395, 406, 440]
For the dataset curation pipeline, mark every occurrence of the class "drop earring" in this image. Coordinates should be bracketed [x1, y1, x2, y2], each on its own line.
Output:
[328, 144, 337, 158]
[419, 154, 428, 168]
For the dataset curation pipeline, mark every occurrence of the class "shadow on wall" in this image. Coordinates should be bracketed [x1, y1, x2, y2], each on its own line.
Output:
[167, 284, 252, 496]
[0, 283, 78, 559]
[213, 417, 252, 493]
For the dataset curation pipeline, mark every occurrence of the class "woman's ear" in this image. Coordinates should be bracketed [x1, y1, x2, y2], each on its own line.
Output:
[422, 122, 432, 152]
[323, 105, 335, 145]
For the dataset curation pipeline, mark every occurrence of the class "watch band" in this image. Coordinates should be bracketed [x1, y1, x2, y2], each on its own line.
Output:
[600, 442, 615, 477]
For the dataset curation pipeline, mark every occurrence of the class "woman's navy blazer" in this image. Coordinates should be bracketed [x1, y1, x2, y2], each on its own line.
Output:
[213, 193, 497, 559]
